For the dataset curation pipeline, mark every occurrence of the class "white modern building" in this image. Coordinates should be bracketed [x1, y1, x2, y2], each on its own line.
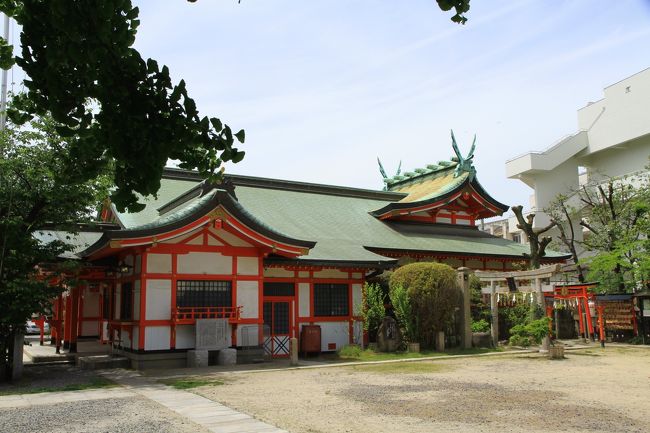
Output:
[483, 68, 650, 254]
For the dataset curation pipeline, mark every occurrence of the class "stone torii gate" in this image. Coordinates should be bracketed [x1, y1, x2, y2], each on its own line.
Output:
[474, 264, 562, 349]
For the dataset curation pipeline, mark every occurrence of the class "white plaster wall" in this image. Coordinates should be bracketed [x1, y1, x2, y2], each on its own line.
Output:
[186, 235, 203, 245]
[82, 292, 100, 317]
[175, 325, 195, 349]
[314, 269, 348, 279]
[298, 283, 310, 317]
[81, 321, 98, 336]
[264, 267, 293, 278]
[177, 252, 232, 275]
[236, 281, 259, 319]
[212, 227, 252, 247]
[316, 322, 349, 352]
[145, 279, 171, 320]
[237, 257, 258, 275]
[437, 217, 452, 224]
[207, 234, 224, 246]
[145, 326, 170, 351]
[352, 284, 362, 316]
[132, 327, 139, 350]
[147, 253, 172, 274]
[237, 324, 259, 347]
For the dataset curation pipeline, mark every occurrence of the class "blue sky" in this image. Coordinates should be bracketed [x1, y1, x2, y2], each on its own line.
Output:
[133, 0, 650, 214]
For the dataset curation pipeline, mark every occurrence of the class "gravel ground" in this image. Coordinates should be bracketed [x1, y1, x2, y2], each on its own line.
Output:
[0, 364, 109, 394]
[194, 347, 650, 433]
[0, 396, 211, 433]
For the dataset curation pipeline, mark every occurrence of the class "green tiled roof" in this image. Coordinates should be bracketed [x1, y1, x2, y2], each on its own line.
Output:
[106, 169, 566, 264]
[233, 183, 565, 261]
[112, 177, 200, 228]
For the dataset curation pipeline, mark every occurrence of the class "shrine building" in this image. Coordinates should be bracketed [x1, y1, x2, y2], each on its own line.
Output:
[45, 142, 568, 367]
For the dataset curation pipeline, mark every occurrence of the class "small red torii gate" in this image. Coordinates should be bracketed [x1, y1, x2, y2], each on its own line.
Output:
[547, 283, 598, 343]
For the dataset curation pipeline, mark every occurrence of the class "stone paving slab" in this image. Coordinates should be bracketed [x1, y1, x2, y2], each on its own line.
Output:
[102, 369, 288, 433]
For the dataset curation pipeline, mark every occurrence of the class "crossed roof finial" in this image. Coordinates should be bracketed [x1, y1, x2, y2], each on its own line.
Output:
[450, 130, 476, 178]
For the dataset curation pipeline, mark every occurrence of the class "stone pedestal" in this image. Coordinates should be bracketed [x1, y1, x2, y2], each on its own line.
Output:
[187, 349, 209, 368]
[217, 348, 237, 366]
[289, 338, 299, 366]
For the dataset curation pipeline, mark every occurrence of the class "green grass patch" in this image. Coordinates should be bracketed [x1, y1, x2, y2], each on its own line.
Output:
[335, 346, 501, 362]
[0, 377, 118, 396]
[159, 377, 224, 390]
[351, 361, 452, 374]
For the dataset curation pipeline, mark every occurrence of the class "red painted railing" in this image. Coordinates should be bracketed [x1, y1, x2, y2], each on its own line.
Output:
[172, 306, 242, 324]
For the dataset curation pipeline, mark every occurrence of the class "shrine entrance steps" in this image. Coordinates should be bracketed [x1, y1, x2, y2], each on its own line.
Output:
[78, 355, 130, 370]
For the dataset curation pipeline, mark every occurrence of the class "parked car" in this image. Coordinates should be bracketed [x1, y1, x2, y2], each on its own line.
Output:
[25, 320, 50, 335]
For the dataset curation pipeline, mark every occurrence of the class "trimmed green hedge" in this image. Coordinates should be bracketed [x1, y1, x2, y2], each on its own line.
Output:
[389, 262, 460, 347]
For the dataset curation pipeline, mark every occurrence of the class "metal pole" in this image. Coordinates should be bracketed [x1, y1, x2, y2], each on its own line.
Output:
[0, 13, 10, 131]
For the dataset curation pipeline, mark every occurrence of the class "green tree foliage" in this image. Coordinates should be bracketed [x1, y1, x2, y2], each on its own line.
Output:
[469, 274, 490, 323]
[0, 0, 245, 212]
[508, 317, 550, 347]
[435, 0, 471, 24]
[388, 283, 415, 344]
[360, 283, 385, 342]
[0, 1, 472, 212]
[389, 262, 460, 347]
[0, 112, 110, 381]
[578, 173, 650, 293]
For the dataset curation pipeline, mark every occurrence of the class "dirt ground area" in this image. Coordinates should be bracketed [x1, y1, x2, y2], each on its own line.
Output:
[194, 347, 650, 433]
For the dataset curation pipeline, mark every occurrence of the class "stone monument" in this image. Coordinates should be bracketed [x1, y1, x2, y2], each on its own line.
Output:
[376, 316, 401, 352]
[187, 318, 230, 368]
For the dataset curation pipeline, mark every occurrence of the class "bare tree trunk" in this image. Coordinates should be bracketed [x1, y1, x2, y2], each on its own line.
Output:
[512, 205, 556, 269]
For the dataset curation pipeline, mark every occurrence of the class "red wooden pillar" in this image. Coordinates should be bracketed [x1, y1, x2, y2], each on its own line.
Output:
[68, 286, 80, 353]
[577, 300, 585, 339]
[583, 297, 594, 341]
[597, 305, 606, 347]
[55, 295, 63, 353]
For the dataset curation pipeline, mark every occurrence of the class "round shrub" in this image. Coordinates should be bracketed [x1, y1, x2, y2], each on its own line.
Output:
[389, 262, 460, 347]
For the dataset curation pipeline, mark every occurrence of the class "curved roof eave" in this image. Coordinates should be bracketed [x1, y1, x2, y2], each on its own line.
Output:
[81, 189, 316, 258]
[370, 176, 509, 218]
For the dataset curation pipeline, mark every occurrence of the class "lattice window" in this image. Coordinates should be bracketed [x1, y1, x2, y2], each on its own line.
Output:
[120, 282, 133, 320]
[263, 282, 295, 297]
[314, 283, 349, 317]
[176, 280, 232, 308]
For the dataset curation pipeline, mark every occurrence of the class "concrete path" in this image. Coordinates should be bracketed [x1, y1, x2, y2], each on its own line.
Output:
[0, 387, 136, 408]
[102, 369, 287, 433]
